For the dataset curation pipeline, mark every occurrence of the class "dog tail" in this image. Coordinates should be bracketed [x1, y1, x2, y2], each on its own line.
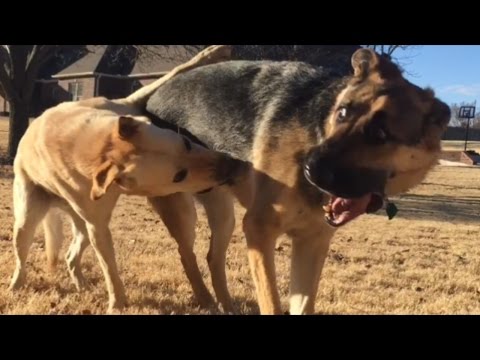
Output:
[118, 45, 232, 107]
[43, 209, 64, 272]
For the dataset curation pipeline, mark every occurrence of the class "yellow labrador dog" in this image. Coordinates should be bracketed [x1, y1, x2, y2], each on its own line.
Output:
[9, 45, 241, 313]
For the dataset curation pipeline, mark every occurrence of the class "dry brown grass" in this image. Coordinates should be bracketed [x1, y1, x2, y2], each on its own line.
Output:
[1, 117, 480, 315]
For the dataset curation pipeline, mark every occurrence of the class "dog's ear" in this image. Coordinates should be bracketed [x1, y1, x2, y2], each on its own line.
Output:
[90, 160, 121, 201]
[117, 116, 140, 140]
[427, 95, 451, 130]
[352, 48, 379, 78]
[352, 48, 402, 80]
[420, 91, 451, 149]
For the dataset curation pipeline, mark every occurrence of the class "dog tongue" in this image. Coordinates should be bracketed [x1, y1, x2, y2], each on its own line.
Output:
[330, 194, 373, 226]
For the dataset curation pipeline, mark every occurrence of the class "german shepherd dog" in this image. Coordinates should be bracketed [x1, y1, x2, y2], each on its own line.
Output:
[145, 48, 451, 315]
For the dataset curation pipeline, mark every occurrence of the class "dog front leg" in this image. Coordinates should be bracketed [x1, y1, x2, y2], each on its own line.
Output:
[66, 212, 91, 291]
[243, 210, 283, 315]
[85, 222, 126, 313]
[288, 225, 335, 315]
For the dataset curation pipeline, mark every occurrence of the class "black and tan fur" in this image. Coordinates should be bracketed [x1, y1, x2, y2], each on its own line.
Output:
[145, 48, 450, 314]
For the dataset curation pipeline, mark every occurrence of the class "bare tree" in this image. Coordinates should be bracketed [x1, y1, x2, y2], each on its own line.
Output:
[231, 45, 427, 78]
[472, 116, 480, 129]
[230, 45, 361, 77]
[449, 103, 462, 127]
[364, 45, 413, 57]
[93, 44, 361, 74]
[0, 45, 203, 163]
[128, 45, 359, 65]
[449, 102, 479, 128]
[0, 45, 61, 161]
[231, 45, 358, 62]
[133, 45, 206, 63]
[97, 45, 209, 70]
[364, 45, 422, 76]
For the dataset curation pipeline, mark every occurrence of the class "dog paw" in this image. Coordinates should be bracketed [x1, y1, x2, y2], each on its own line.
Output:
[107, 297, 128, 314]
[9, 274, 26, 291]
[72, 276, 90, 292]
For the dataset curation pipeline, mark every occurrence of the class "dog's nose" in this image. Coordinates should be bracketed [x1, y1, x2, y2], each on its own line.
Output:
[306, 166, 334, 188]
[215, 155, 247, 184]
[304, 154, 335, 189]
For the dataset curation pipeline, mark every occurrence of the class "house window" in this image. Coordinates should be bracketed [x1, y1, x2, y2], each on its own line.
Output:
[68, 81, 84, 101]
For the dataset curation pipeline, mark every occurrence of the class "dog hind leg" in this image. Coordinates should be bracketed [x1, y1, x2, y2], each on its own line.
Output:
[10, 175, 51, 290]
[196, 188, 236, 313]
[149, 194, 216, 310]
[42, 209, 64, 272]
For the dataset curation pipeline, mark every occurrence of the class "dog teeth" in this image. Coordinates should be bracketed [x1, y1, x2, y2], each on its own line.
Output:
[323, 203, 334, 220]
[324, 213, 337, 228]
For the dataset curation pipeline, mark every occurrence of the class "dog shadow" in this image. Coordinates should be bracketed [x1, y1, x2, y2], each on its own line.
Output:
[383, 193, 480, 223]
[128, 279, 262, 315]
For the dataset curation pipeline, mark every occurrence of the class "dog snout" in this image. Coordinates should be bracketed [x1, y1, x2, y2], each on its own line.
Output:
[215, 155, 247, 184]
[304, 149, 388, 198]
[304, 150, 335, 191]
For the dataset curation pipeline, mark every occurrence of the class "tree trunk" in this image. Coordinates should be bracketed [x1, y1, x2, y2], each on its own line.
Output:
[7, 100, 30, 162]
[1, 45, 57, 163]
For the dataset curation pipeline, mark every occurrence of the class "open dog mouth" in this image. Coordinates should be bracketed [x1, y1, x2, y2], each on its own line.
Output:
[322, 193, 385, 227]
[304, 166, 386, 227]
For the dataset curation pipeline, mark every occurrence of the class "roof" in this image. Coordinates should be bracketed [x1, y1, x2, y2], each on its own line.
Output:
[52, 45, 203, 79]
[53, 45, 107, 78]
[130, 55, 178, 75]
[130, 46, 199, 75]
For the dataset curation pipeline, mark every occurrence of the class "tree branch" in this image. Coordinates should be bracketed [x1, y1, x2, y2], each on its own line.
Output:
[387, 45, 399, 56]
[0, 46, 15, 101]
[24, 45, 58, 97]
[133, 45, 207, 65]
[27, 45, 57, 71]
[9, 45, 30, 92]
[26, 45, 38, 69]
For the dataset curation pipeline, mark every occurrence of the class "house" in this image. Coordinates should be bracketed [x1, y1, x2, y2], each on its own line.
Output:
[1, 45, 361, 117]
[1, 45, 194, 116]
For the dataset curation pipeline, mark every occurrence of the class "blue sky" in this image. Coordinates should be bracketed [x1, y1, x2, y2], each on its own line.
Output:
[401, 45, 480, 107]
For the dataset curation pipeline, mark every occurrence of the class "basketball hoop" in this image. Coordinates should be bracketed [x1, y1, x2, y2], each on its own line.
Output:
[459, 105, 476, 151]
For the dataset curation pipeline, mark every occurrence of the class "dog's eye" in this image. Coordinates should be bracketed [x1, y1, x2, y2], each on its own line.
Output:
[173, 169, 188, 183]
[337, 107, 348, 123]
[183, 137, 192, 152]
